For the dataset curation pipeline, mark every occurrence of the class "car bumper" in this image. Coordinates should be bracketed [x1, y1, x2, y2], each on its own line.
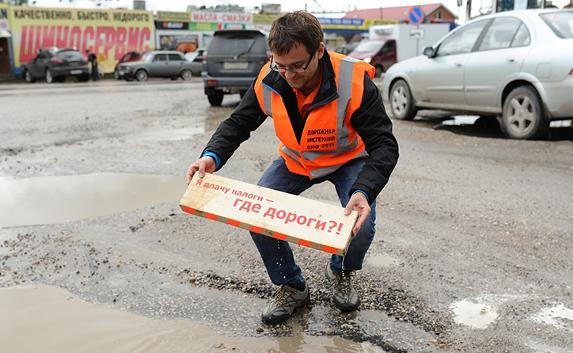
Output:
[540, 77, 573, 119]
[202, 73, 256, 90]
[52, 67, 90, 77]
[117, 70, 132, 78]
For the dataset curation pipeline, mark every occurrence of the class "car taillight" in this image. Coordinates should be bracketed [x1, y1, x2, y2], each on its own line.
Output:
[207, 80, 218, 86]
[50, 57, 62, 64]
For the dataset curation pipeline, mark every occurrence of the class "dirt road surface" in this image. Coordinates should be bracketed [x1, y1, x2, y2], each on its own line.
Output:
[1, 79, 572, 353]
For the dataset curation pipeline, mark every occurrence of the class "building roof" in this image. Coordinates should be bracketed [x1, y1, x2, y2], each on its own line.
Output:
[343, 3, 456, 21]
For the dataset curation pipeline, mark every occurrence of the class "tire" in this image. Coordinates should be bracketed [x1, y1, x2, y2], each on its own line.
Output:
[501, 86, 548, 140]
[207, 91, 224, 106]
[180, 69, 192, 81]
[45, 69, 54, 83]
[24, 69, 35, 83]
[389, 79, 417, 120]
[135, 69, 148, 81]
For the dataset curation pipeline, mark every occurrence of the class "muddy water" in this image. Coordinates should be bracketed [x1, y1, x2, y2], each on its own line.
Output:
[0, 286, 385, 353]
[0, 173, 185, 228]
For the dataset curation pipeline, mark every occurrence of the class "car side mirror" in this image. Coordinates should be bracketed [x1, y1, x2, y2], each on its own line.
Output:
[423, 47, 436, 58]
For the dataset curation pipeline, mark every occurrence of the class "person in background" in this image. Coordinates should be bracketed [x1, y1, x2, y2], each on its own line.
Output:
[86, 49, 99, 81]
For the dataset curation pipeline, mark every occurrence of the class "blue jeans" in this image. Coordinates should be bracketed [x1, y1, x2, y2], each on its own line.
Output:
[250, 157, 377, 288]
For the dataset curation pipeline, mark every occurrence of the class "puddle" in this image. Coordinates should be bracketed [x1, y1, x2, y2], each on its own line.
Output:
[440, 115, 480, 126]
[128, 126, 204, 142]
[450, 299, 499, 329]
[531, 304, 573, 333]
[0, 173, 185, 228]
[550, 120, 572, 128]
[367, 253, 398, 268]
[0, 285, 386, 353]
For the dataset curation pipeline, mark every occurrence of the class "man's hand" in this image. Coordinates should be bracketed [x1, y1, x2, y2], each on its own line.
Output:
[186, 156, 216, 184]
[344, 192, 371, 236]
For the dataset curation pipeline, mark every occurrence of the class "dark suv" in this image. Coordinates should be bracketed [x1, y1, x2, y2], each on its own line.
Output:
[203, 30, 269, 106]
[22, 48, 90, 83]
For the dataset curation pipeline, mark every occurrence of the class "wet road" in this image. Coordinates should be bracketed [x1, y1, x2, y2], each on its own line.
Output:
[1, 79, 572, 352]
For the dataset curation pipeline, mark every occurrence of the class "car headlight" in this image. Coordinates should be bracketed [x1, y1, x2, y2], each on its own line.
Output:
[363, 57, 371, 63]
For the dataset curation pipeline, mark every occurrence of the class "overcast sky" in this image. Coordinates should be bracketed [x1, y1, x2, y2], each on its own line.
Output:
[32, 0, 464, 16]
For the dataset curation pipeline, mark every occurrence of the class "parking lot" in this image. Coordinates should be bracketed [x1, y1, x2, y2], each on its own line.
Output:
[1, 79, 572, 352]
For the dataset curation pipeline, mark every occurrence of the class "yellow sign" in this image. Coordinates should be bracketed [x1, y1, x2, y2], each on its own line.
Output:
[253, 13, 280, 25]
[9, 6, 155, 73]
[155, 11, 191, 22]
[0, 3, 9, 33]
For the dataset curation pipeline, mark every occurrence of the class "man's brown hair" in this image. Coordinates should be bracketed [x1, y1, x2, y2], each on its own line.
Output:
[268, 11, 324, 56]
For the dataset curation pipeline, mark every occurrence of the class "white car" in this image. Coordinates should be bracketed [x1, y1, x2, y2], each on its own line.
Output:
[382, 9, 573, 139]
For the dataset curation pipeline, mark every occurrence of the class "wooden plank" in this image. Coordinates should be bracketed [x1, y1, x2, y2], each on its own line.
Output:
[180, 173, 358, 256]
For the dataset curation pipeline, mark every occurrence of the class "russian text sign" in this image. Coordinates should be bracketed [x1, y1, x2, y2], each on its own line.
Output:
[180, 173, 358, 256]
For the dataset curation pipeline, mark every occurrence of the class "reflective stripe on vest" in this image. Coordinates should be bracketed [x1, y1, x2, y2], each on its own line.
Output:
[305, 56, 361, 162]
[261, 68, 273, 117]
[305, 56, 368, 178]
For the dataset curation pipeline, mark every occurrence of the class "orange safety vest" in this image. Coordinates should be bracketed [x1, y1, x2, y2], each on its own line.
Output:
[254, 51, 375, 179]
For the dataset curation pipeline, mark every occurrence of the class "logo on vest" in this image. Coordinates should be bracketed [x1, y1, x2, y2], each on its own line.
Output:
[306, 128, 336, 151]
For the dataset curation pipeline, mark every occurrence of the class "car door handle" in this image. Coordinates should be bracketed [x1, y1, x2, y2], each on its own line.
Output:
[507, 57, 517, 63]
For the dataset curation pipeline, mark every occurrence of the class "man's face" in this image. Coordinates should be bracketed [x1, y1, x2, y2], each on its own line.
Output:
[271, 42, 324, 90]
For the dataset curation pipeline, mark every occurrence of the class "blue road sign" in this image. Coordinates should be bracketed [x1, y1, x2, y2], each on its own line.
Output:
[408, 6, 425, 25]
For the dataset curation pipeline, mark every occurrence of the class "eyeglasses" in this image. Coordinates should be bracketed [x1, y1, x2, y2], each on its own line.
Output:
[270, 52, 315, 73]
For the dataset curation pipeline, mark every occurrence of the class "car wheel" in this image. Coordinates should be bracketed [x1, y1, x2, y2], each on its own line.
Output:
[390, 79, 417, 120]
[207, 91, 224, 106]
[135, 69, 148, 81]
[24, 69, 35, 83]
[501, 86, 548, 140]
[45, 69, 54, 83]
[180, 70, 192, 81]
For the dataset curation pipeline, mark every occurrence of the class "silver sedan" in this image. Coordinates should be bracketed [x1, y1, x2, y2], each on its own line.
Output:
[382, 9, 573, 139]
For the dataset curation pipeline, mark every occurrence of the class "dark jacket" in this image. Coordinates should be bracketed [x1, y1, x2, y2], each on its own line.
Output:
[203, 50, 399, 202]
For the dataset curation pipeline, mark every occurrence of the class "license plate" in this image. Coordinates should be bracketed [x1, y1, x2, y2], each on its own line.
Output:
[70, 70, 83, 75]
[223, 62, 248, 70]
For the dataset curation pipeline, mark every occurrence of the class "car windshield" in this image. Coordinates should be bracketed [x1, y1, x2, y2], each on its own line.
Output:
[208, 33, 266, 56]
[353, 40, 384, 53]
[540, 12, 573, 38]
[56, 50, 84, 61]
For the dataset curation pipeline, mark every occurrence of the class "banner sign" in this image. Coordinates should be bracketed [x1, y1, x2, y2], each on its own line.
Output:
[191, 12, 252, 24]
[180, 174, 358, 256]
[156, 11, 191, 22]
[9, 6, 155, 73]
[318, 17, 365, 26]
[0, 4, 9, 33]
[155, 21, 188, 30]
[319, 17, 398, 31]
